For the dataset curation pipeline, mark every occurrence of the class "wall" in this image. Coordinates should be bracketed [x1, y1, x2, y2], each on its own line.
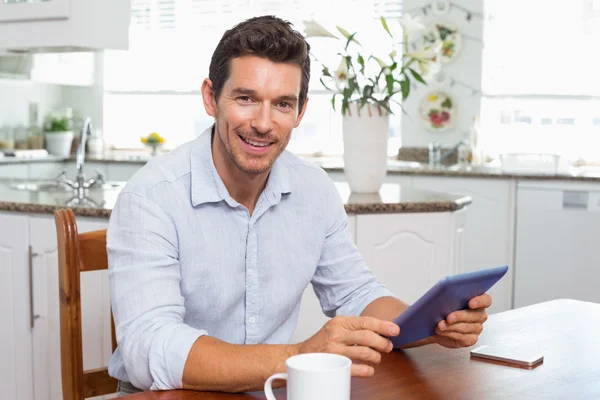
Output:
[0, 79, 63, 127]
[401, 0, 483, 148]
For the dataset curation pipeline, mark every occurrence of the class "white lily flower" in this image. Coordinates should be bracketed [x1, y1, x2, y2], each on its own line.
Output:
[399, 14, 426, 35]
[332, 57, 355, 89]
[303, 20, 338, 39]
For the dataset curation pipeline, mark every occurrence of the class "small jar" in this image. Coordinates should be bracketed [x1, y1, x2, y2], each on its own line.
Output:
[0, 125, 14, 150]
[13, 124, 29, 149]
[27, 126, 44, 149]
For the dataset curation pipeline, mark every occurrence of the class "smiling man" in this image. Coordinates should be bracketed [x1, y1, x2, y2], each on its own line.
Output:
[107, 15, 492, 395]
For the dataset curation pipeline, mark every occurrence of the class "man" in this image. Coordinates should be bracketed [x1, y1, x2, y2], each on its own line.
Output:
[107, 15, 491, 395]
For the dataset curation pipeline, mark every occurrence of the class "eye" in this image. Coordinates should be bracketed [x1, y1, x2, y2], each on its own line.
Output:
[237, 96, 253, 103]
[277, 102, 292, 110]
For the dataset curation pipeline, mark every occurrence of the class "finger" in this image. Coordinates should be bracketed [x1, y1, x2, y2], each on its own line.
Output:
[341, 316, 400, 337]
[445, 309, 488, 324]
[436, 322, 483, 335]
[435, 331, 479, 348]
[469, 294, 492, 309]
[344, 330, 394, 353]
[351, 363, 375, 378]
[343, 345, 383, 366]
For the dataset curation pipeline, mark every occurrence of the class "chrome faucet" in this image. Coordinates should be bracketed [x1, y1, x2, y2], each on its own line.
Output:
[55, 117, 105, 196]
[428, 140, 467, 167]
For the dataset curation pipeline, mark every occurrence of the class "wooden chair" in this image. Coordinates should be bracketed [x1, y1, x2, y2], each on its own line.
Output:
[55, 208, 118, 400]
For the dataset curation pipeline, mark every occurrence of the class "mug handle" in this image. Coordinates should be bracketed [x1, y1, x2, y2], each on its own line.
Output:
[264, 372, 287, 400]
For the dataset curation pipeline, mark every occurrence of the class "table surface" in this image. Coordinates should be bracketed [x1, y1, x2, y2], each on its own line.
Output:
[124, 299, 599, 400]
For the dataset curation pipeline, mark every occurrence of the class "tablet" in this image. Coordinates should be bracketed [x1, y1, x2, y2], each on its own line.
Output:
[388, 265, 508, 347]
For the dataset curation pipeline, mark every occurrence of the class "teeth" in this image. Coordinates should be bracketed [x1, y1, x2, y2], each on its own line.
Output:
[241, 136, 271, 147]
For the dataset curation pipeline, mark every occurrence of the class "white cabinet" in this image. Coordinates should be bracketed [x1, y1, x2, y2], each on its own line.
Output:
[29, 215, 111, 400]
[410, 176, 516, 314]
[356, 210, 466, 305]
[0, 163, 29, 178]
[0, 0, 70, 23]
[0, 0, 130, 52]
[0, 212, 34, 400]
[291, 209, 466, 343]
[514, 181, 600, 308]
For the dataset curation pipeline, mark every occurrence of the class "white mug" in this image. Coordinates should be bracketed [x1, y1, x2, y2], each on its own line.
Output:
[264, 353, 351, 400]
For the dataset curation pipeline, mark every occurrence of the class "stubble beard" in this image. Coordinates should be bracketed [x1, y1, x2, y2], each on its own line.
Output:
[216, 123, 276, 175]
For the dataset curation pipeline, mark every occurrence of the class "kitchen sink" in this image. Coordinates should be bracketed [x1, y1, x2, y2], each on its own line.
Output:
[10, 180, 124, 192]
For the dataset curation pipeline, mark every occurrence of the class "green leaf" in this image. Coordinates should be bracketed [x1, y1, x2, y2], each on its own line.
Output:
[441, 98, 453, 108]
[357, 54, 365, 74]
[380, 16, 393, 38]
[409, 68, 427, 85]
[319, 77, 334, 91]
[385, 74, 395, 95]
[378, 100, 393, 115]
[321, 66, 331, 77]
[331, 94, 337, 111]
[400, 79, 410, 101]
[337, 26, 361, 49]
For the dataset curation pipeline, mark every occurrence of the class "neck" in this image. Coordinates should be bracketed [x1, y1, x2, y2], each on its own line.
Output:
[211, 130, 269, 214]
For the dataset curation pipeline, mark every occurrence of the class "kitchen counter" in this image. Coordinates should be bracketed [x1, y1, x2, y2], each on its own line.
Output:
[2, 153, 600, 182]
[0, 179, 471, 218]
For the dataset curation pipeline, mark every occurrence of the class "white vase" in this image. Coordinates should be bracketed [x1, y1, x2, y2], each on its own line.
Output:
[342, 104, 389, 194]
[45, 131, 73, 158]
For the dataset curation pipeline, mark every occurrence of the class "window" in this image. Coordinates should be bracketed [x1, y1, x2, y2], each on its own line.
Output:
[480, 0, 600, 161]
[103, 0, 403, 155]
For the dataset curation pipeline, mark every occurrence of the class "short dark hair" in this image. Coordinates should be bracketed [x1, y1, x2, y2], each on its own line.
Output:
[208, 15, 311, 114]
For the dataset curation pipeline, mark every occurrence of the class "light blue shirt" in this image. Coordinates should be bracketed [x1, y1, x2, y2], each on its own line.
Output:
[107, 127, 394, 390]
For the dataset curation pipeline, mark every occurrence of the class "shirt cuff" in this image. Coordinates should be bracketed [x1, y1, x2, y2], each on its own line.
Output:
[148, 324, 208, 390]
[337, 286, 396, 317]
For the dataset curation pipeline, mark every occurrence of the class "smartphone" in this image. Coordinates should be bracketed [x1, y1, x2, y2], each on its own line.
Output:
[470, 345, 544, 368]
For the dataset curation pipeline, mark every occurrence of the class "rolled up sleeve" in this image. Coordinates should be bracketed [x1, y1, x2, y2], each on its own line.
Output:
[311, 181, 395, 318]
[107, 191, 207, 390]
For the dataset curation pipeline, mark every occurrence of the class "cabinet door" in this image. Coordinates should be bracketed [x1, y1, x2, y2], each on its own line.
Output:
[0, 212, 34, 400]
[29, 215, 111, 400]
[291, 215, 356, 343]
[0, 0, 70, 23]
[411, 177, 516, 314]
[0, 164, 29, 178]
[356, 212, 454, 305]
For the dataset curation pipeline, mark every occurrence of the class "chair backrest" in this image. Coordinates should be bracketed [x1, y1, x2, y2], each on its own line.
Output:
[55, 208, 118, 400]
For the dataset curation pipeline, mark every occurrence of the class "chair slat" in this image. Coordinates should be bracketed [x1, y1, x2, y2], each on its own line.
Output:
[78, 230, 108, 271]
[83, 368, 118, 398]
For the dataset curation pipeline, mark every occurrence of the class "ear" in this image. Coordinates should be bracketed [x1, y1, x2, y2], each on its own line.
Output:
[293, 96, 310, 128]
[201, 78, 218, 118]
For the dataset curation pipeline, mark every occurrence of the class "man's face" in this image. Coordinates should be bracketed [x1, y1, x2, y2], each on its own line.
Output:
[204, 55, 308, 175]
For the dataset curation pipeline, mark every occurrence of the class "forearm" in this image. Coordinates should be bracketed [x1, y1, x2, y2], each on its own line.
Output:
[361, 296, 409, 321]
[182, 336, 298, 393]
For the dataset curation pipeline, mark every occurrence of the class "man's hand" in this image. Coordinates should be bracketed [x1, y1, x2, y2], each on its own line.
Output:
[296, 316, 400, 377]
[432, 293, 492, 348]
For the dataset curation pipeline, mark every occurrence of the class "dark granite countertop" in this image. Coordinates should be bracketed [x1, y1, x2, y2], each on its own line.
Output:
[0, 179, 470, 218]
[2, 153, 600, 182]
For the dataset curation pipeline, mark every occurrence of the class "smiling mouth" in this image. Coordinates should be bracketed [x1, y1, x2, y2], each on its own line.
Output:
[238, 134, 274, 148]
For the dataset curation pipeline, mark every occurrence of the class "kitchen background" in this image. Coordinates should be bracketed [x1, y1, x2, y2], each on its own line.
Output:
[2, 2, 600, 399]
[1, 0, 599, 164]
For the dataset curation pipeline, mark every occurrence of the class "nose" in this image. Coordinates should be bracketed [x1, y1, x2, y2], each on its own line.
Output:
[250, 102, 273, 134]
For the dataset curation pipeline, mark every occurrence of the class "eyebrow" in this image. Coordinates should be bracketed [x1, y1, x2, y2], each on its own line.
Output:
[230, 87, 298, 103]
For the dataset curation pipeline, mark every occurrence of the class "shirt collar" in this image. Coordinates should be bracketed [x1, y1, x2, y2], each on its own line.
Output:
[190, 125, 292, 207]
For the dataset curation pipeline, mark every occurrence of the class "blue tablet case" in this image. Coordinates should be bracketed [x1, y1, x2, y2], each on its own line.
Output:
[388, 265, 509, 347]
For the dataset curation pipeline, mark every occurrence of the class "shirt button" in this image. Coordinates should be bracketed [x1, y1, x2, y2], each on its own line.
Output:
[248, 317, 256, 323]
